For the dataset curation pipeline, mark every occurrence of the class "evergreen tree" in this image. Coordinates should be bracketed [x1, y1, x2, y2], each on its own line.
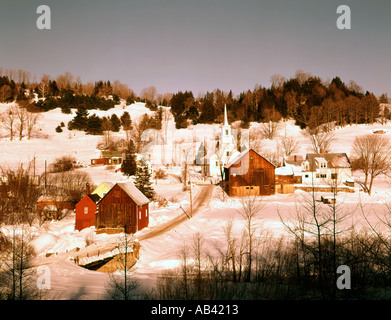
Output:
[126, 96, 135, 106]
[122, 140, 137, 176]
[120, 111, 132, 131]
[68, 106, 89, 131]
[85, 114, 103, 135]
[110, 114, 121, 132]
[134, 158, 155, 201]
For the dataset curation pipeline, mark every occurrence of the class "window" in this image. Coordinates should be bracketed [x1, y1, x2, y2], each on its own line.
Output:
[320, 174, 327, 179]
[139, 211, 141, 219]
[84, 207, 88, 214]
[226, 151, 230, 157]
[331, 173, 338, 180]
[225, 129, 229, 135]
[112, 190, 120, 199]
[305, 174, 309, 178]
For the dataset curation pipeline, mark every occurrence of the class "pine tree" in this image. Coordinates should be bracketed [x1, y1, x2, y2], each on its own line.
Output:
[110, 114, 121, 132]
[120, 111, 132, 131]
[134, 158, 155, 201]
[85, 114, 103, 135]
[122, 140, 137, 176]
[68, 106, 89, 131]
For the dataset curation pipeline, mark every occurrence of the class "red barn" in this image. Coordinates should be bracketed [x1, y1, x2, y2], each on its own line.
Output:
[75, 184, 101, 231]
[96, 182, 150, 234]
[224, 149, 276, 197]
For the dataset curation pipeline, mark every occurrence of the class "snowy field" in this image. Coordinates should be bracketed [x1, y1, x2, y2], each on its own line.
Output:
[1, 101, 391, 299]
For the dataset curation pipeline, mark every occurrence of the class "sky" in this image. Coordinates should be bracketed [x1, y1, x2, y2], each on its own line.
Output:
[0, 0, 390, 97]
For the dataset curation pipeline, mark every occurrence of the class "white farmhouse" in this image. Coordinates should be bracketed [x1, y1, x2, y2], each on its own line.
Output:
[300, 152, 353, 186]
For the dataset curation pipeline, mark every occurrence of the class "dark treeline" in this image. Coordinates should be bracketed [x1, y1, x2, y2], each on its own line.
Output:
[169, 71, 389, 129]
[67, 108, 162, 135]
[0, 68, 138, 113]
[1, 67, 389, 131]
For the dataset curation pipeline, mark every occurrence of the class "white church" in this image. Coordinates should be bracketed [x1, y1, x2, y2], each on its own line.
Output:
[202, 105, 240, 178]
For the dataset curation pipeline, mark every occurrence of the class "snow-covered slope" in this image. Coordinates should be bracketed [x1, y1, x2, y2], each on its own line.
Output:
[2, 100, 391, 299]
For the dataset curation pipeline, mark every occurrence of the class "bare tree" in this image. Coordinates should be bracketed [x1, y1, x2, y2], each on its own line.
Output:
[270, 74, 286, 90]
[38, 74, 50, 98]
[1, 105, 17, 140]
[279, 129, 299, 157]
[55, 72, 74, 92]
[306, 128, 335, 154]
[15, 106, 27, 140]
[279, 174, 331, 297]
[0, 226, 40, 300]
[249, 127, 264, 154]
[25, 111, 41, 140]
[260, 109, 282, 140]
[351, 134, 391, 195]
[106, 233, 140, 300]
[237, 196, 264, 282]
[140, 86, 157, 103]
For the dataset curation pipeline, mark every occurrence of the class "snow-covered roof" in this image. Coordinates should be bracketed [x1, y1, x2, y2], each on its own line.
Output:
[101, 182, 115, 189]
[116, 182, 150, 206]
[224, 148, 276, 169]
[275, 166, 294, 176]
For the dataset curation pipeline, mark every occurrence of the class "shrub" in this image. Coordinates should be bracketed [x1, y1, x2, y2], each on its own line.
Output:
[48, 155, 76, 173]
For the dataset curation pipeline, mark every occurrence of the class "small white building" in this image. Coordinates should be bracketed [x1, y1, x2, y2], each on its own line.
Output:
[203, 105, 240, 178]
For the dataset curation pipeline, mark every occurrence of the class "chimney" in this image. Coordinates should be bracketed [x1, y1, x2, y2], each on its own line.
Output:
[294, 155, 297, 162]
[86, 183, 90, 195]
[320, 149, 324, 154]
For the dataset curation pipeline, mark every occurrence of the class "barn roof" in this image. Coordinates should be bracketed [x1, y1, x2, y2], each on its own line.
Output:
[100, 150, 123, 158]
[97, 181, 115, 190]
[87, 193, 101, 204]
[116, 182, 150, 206]
[224, 148, 276, 169]
[37, 194, 73, 202]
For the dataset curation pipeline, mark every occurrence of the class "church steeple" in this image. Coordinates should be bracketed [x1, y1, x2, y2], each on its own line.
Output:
[222, 104, 232, 145]
[224, 104, 229, 126]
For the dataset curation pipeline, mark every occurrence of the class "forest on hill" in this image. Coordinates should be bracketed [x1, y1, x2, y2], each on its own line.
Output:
[0, 67, 389, 131]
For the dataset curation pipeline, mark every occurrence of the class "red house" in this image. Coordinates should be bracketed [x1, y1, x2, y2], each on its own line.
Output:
[75, 184, 101, 231]
[96, 182, 150, 234]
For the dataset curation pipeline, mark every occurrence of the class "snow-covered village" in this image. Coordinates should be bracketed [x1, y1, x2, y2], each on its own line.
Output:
[1, 0, 391, 305]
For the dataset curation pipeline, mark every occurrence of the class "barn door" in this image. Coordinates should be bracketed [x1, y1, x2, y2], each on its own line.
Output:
[254, 169, 264, 195]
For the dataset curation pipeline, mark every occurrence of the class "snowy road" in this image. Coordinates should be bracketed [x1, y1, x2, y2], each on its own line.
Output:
[138, 184, 214, 241]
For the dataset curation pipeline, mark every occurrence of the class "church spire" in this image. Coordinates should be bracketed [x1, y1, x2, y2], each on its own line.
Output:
[224, 104, 229, 126]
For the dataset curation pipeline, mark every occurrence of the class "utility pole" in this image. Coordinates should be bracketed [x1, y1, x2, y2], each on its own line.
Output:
[44, 160, 47, 190]
[189, 179, 193, 218]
